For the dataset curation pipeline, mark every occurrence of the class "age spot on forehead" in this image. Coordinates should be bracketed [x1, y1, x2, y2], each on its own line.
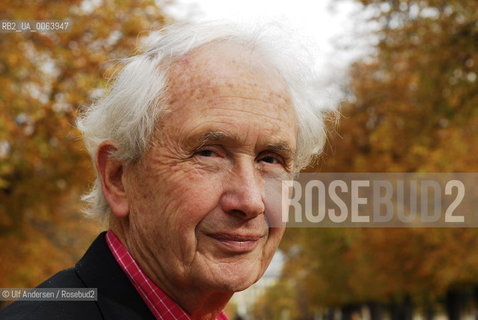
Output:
[178, 52, 193, 66]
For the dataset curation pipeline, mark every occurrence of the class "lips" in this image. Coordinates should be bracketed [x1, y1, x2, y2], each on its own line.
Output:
[207, 232, 264, 253]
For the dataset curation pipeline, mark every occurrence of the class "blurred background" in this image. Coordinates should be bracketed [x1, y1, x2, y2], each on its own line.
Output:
[0, 0, 477, 319]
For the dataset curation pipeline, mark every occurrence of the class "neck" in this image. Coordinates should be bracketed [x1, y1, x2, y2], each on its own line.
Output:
[109, 220, 233, 320]
[172, 291, 232, 320]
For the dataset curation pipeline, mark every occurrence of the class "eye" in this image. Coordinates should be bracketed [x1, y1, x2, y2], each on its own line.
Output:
[193, 146, 224, 159]
[260, 155, 280, 164]
[196, 149, 216, 157]
[258, 153, 284, 166]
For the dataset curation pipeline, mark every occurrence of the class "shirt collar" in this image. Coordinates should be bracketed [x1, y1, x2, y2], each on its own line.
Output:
[106, 230, 229, 320]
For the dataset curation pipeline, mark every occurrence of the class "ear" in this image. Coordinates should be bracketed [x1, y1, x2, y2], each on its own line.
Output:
[96, 142, 129, 218]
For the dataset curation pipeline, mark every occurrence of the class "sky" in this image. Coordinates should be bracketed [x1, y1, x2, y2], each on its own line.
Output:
[165, 0, 360, 60]
[162, 0, 372, 108]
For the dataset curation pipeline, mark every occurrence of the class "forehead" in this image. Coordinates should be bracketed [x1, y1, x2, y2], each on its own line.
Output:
[170, 43, 286, 92]
[161, 41, 297, 146]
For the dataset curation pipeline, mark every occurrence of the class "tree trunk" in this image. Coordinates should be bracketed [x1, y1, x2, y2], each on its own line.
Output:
[341, 304, 361, 320]
[324, 308, 335, 320]
[446, 289, 464, 320]
[423, 302, 435, 320]
[389, 295, 413, 320]
[368, 302, 384, 320]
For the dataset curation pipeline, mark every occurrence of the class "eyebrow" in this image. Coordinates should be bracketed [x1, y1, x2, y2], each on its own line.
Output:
[195, 130, 295, 158]
[265, 142, 295, 158]
[199, 131, 230, 143]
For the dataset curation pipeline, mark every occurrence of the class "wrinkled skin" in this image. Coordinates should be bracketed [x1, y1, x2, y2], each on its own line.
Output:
[99, 41, 297, 319]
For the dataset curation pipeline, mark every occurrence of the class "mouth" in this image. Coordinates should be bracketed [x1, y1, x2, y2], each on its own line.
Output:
[207, 232, 264, 253]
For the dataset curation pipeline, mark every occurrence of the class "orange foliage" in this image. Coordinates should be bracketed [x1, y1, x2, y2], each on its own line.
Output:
[0, 0, 170, 291]
[268, 0, 478, 314]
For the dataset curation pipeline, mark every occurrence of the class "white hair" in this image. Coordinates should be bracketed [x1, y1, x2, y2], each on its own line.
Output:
[76, 22, 330, 219]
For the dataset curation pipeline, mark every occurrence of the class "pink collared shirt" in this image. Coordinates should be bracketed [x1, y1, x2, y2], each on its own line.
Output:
[106, 230, 229, 320]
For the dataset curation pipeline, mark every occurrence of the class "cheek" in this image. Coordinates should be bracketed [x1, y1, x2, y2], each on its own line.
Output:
[266, 227, 285, 250]
[256, 228, 285, 270]
[132, 164, 226, 232]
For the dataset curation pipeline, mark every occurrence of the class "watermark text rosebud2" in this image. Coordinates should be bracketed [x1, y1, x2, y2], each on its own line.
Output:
[272, 173, 478, 228]
[0, 288, 97, 301]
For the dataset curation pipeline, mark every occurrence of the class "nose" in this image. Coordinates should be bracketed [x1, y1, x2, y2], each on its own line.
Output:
[219, 161, 265, 220]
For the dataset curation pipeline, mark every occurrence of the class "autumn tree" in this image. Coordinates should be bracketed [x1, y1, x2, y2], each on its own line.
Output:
[0, 0, 171, 294]
[257, 0, 478, 319]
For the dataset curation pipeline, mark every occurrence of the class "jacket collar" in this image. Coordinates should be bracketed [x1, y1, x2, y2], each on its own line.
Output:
[75, 232, 155, 320]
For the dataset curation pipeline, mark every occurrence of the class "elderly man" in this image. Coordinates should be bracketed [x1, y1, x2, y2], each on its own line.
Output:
[0, 23, 326, 319]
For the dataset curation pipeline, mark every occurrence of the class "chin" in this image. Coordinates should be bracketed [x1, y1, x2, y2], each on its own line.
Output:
[204, 262, 265, 293]
[210, 275, 258, 293]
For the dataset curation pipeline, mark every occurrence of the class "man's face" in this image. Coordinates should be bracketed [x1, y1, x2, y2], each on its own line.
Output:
[123, 42, 297, 296]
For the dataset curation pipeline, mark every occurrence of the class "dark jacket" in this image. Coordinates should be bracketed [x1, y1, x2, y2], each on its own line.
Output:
[0, 232, 155, 320]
